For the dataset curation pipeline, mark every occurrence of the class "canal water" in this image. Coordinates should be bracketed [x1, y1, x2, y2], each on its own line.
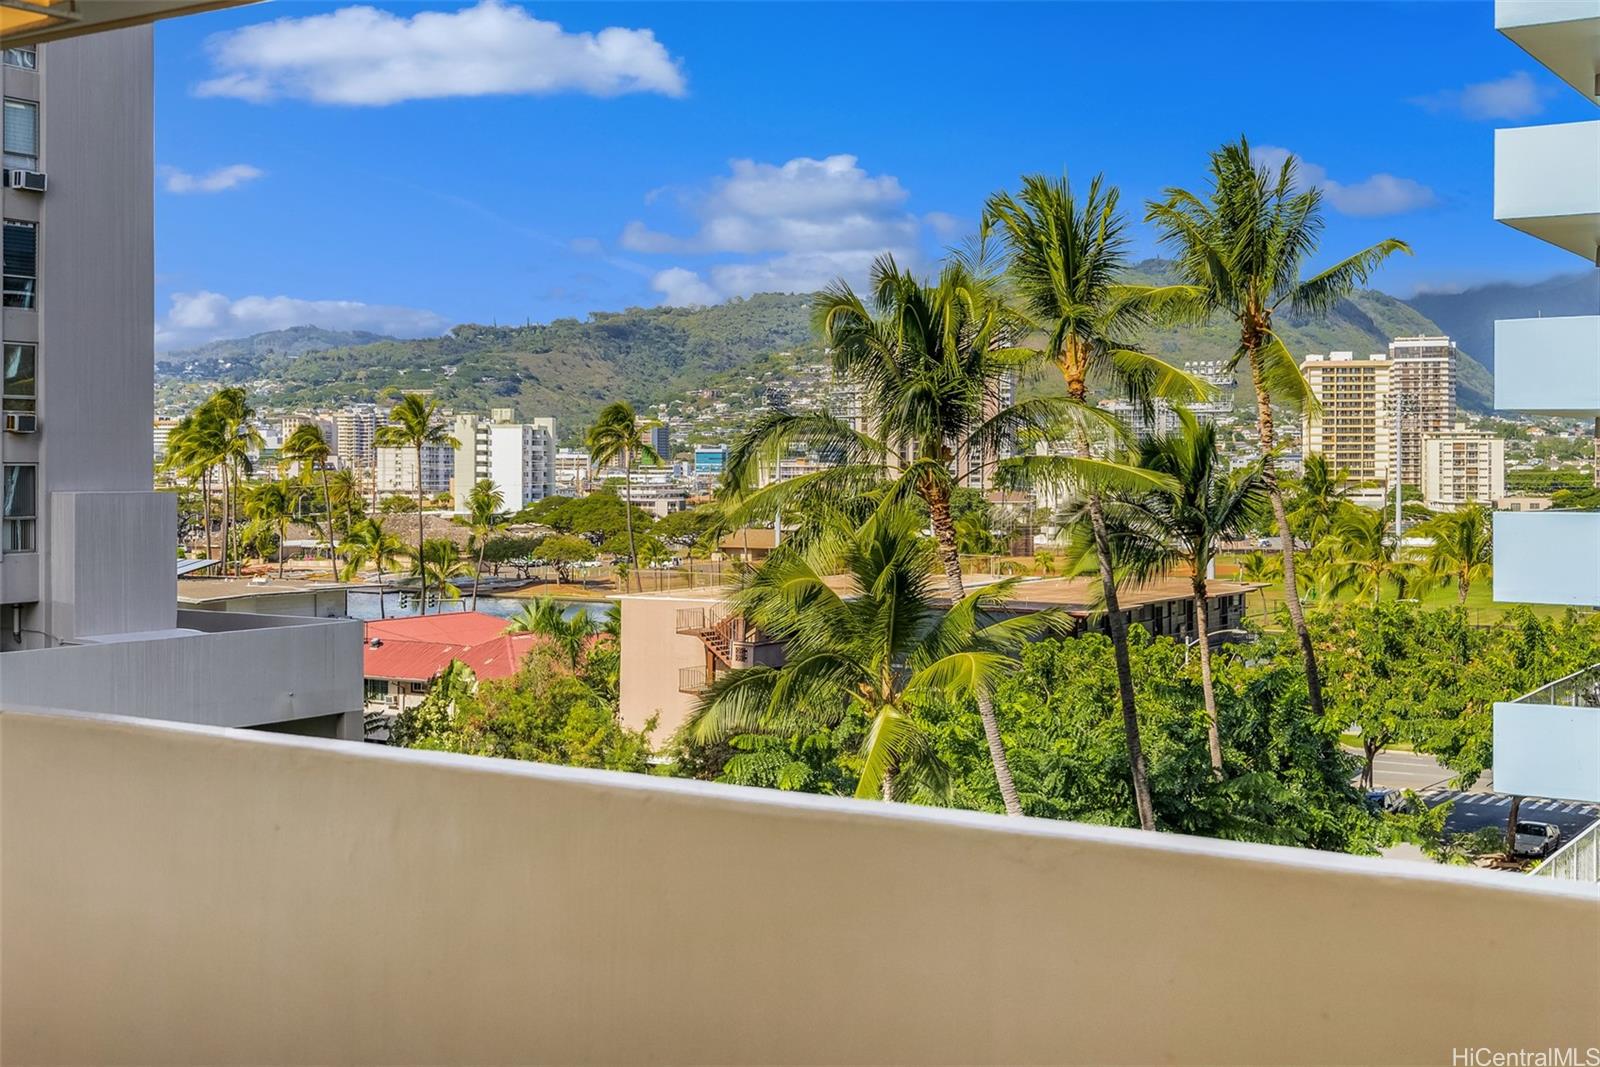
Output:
[346, 590, 610, 623]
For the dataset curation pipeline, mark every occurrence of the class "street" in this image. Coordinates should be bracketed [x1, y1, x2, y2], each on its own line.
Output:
[1417, 788, 1600, 842]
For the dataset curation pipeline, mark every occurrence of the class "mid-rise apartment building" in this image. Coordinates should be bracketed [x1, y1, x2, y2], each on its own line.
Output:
[1488, 0, 1600, 805]
[450, 408, 557, 512]
[1300, 352, 1393, 484]
[693, 444, 728, 477]
[333, 405, 377, 472]
[1421, 426, 1505, 509]
[377, 442, 454, 497]
[1389, 336, 1459, 488]
[646, 423, 671, 461]
[554, 447, 589, 495]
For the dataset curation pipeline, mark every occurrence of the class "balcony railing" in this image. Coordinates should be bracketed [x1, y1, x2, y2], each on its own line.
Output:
[1513, 663, 1600, 708]
[678, 665, 710, 694]
[1, 705, 1597, 1062]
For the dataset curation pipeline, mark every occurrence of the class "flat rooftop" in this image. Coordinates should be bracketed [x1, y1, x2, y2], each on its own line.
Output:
[621, 573, 1258, 613]
[176, 578, 358, 605]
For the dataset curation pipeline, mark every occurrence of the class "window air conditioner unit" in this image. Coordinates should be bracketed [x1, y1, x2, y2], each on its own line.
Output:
[4, 169, 46, 192]
[3, 412, 37, 433]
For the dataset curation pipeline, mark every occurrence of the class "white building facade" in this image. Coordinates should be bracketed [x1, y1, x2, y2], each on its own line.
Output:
[377, 442, 454, 497]
[1421, 427, 1505, 509]
[450, 408, 557, 512]
[1489, 0, 1600, 804]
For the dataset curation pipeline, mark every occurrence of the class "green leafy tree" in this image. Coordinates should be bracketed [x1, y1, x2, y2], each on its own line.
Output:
[1236, 549, 1281, 617]
[984, 174, 1207, 829]
[1328, 505, 1421, 605]
[280, 423, 337, 578]
[689, 509, 1058, 802]
[243, 479, 299, 579]
[585, 402, 661, 592]
[1287, 453, 1353, 546]
[533, 533, 598, 584]
[505, 596, 599, 668]
[1147, 136, 1410, 723]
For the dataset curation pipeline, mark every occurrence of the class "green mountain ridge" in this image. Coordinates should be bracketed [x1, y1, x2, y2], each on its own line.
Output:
[156, 267, 1512, 432]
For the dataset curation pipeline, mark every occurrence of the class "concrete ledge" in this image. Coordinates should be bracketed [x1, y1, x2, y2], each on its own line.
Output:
[1, 707, 1596, 1065]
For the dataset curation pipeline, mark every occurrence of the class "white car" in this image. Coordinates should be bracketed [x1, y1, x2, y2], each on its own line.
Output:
[1512, 820, 1561, 858]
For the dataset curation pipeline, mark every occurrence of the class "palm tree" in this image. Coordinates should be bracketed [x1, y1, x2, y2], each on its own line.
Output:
[281, 423, 337, 578]
[455, 479, 507, 610]
[376, 395, 458, 613]
[243, 479, 296, 579]
[161, 412, 222, 563]
[504, 596, 600, 668]
[1147, 136, 1410, 722]
[585, 402, 661, 593]
[640, 537, 671, 591]
[690, 509, 1058, 802]
[208, 388, 263, 576]
[408, 537, 472, 614]
[1415, 503, 1493, 604]
[1097, 410, 1269, 778]
[1288, 453, 1353, 546]
[722, 254, 1065, 816]
[983, 174, 1206, 830]
[1236, 549, 1282, 618]
[341, 517, 406, 619]
[1329, 505, 1418, 605]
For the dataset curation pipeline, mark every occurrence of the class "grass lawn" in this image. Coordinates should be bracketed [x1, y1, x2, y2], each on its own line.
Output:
[1216, 557, 1581, 628]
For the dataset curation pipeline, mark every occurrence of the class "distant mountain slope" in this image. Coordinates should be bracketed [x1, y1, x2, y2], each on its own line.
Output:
[160, 326, 397, 363]
[157, 294, 820, 435]
[1408, 271, 1600, 371]
[160, 265, 1594, 428]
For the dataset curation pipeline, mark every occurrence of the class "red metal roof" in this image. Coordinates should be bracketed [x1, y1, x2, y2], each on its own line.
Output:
[363, 612, 542, 684]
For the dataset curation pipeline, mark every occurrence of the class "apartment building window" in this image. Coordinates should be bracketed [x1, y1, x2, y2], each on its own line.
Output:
[2, 47, 36, 70]
[2, 463, 35, 552]
[3, 220, 36, 308]
[3, 99, 37, 169]
[2, 343, 33, 411]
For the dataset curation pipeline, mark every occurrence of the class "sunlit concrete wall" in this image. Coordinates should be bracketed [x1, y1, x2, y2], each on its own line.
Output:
[1494, 316, 1600, 415]
[0, 612, 361, 735]
[617, 591, 713, 736]
[1493, 511, 1600, 606]
[1495, 698, 1600, 803]
[1, 707, 1596, 1065]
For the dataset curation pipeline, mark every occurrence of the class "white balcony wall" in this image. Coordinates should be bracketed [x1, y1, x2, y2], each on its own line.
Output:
[1494, 315, 1600, 414]
[1493, 511, 1600, 605]
[1495, 699, 1600, 802]
[1494, 122, 1600, 261]
[1496, 0, 1600, 103]
[1, 707, 1597, 1065]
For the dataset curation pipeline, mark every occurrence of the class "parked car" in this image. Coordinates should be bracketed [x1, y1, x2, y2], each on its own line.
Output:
[1512, 820, 1561, 858]
[1364, 788, 1417, 815]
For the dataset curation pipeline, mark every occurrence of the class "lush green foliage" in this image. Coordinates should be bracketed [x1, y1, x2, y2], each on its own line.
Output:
[515, 489, 654, 543]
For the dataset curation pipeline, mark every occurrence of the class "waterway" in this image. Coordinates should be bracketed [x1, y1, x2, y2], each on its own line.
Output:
[346, 590, 610, 623]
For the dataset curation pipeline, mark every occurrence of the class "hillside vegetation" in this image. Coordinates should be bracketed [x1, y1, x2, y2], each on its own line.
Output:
[157, 263, 1510, 430]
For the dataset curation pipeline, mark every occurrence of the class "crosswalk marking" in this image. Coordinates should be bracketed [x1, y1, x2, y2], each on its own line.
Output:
[1413, 789, 1599, 817]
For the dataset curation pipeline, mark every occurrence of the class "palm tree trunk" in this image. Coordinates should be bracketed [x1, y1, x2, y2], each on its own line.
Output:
[473, 538, 486, 612]
[1458, 575, 1470, 604]
[1192, 575, 1223, 780]
[926, 479, 1023, 818]
[1253, 366, 1326, 721]
[623, 451, 639, 593]
[278, 522, 286, 580]
[1087, 489, 1156, 831]
[1361, 739, 1378, 790]
[201, 467, 214, 562]
[415, 443, 427, 615]
[321, 466, 337, 580]
[376, 557, 387, 620]
[221, 463, 232, 574]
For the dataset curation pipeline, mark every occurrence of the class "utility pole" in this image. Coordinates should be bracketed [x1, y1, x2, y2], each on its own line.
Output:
[1392, 392, 1417, 539]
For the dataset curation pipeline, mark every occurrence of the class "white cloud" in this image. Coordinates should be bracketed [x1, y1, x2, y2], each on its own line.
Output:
[159, 163, 264, 194]
[1411, 71, 1551, 121]
[1252, 145, 1436, 218]
[623, 154, 930, 306]
[156, 290, 449, 350]
[194, 0, 686, 106]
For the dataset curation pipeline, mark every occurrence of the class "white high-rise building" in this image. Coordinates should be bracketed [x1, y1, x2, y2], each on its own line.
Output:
[451, 408, 557, 512]
[1487, 0, 1600, 805]
[333, 405, 377, 472]
[377, 442, 454, 497]
[1388, 336, 1459, 489]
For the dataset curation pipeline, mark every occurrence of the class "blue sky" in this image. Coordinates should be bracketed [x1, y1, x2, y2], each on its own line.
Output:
[151, 0, 1596, 350]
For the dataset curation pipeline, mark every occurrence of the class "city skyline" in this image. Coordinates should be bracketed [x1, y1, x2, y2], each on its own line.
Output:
[149, 0, 1600, 350]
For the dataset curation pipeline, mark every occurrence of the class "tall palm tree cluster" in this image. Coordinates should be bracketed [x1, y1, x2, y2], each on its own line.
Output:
[688, 136, 1411, 829]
